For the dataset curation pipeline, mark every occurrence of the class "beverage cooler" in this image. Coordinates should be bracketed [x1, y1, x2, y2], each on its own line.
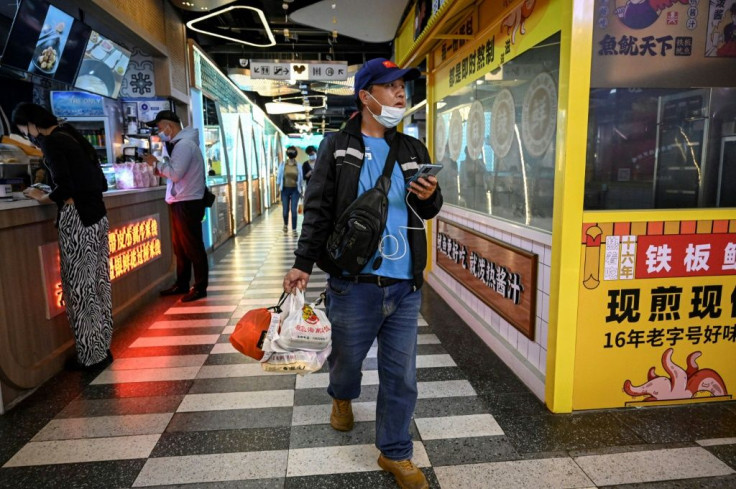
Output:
[61, 117, 113, 164]
[50, 91, 123, 188]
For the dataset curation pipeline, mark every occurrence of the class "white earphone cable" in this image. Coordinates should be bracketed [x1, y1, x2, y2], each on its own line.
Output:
[378, 192, 426, 261]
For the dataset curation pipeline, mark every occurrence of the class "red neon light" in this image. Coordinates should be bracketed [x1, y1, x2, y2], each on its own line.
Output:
[109, 238, 162, 280]
[108, 217, 159, 256]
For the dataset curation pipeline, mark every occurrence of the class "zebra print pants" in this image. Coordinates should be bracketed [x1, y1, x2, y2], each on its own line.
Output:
[58, 204, 113, 366]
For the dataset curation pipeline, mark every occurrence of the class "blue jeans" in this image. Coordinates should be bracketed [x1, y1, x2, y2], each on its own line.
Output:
[325, 278, 421, 460]
[281, 186, 299, 229]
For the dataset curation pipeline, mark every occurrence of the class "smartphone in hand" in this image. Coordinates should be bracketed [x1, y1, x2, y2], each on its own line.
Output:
[406, 164, 443, 188]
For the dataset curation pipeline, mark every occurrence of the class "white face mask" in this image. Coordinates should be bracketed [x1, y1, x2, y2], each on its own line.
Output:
[365, 92, 406, 128]
[158, 127, 171, 142]
[308, 154, 316, 162]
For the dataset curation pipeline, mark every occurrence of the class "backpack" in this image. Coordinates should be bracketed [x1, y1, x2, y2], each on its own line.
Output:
[325, 134, 401, 274]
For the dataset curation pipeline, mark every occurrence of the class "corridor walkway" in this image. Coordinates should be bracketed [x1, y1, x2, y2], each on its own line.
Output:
[1, 209, 735, 488]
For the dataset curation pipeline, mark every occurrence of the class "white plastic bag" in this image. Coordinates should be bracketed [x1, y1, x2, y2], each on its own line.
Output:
[261, 346, 332, 375]
[274, 289, 331, 352]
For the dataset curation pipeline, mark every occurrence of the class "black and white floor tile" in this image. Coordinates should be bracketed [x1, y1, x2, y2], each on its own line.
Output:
[1, 209, 736, 488]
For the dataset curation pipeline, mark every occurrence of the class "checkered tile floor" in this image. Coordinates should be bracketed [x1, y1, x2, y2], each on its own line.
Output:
[1, 209, 735, 488]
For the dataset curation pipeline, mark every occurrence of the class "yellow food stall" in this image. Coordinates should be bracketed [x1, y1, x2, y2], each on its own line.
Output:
[400, 0, 736, 412]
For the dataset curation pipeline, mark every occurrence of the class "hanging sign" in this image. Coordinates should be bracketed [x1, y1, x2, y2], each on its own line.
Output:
[249, 60, 348, 81]
[573, 218, 736, 410]
[436, 219, 538, 339]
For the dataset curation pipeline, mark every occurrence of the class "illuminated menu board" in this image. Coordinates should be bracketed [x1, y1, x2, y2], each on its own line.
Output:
[39, 214, 162, 319]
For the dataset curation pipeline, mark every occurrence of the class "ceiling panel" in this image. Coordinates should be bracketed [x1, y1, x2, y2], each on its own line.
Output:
[172, 0, 409, 135]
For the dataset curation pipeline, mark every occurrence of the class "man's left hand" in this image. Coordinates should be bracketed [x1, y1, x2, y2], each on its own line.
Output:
[407, 175, 437, 200]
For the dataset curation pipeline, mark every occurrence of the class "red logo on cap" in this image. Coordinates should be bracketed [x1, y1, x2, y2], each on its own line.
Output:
[382, 61, 398, 69]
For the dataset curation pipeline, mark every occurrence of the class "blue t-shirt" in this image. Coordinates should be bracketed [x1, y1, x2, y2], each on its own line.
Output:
[357, 135, 412, 279]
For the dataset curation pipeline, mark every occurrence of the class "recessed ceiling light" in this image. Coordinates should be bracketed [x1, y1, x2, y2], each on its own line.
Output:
[265, 101, 308, 114]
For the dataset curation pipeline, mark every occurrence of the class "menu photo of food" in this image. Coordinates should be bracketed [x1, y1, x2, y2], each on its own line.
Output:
[29, 5, 74, 76]
[74, 30, 131, 98]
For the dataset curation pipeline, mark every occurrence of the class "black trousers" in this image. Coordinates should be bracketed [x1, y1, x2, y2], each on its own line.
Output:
[170, 199, 208, 292]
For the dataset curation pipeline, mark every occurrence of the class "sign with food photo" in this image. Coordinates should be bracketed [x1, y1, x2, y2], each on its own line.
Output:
[28, 5, 74, 77]
[74, 30, 131, 98]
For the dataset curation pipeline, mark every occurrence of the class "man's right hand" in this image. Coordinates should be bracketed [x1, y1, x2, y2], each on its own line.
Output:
[143, 153, 158, 166]
[283, 268, 310, 293]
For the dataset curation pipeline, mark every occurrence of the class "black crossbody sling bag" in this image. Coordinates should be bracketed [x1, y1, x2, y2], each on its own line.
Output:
[325, 134, 401, 274]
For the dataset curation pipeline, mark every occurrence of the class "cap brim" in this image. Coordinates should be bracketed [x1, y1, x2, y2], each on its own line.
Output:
[370, 67, 421, 85]
[145, 120, 159, 128]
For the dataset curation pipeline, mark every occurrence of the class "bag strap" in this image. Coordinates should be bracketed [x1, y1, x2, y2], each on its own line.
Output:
[269, 291, 289, 313]
[374, 133, 402, 194]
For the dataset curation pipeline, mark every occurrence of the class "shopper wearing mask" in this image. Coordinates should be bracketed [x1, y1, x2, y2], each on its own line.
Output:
[282, 58, 442, 489]
[301, 145, 317, 186]
[143, 110, 209, 303]
[14, 103, 113, 370]
[276, 145, 304, 236]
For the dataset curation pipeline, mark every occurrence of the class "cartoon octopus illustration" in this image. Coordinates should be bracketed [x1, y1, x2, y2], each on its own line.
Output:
[623, 348, 728, 401]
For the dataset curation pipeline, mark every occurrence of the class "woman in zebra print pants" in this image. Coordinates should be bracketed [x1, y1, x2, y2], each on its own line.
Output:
[14, 103, 113, 369]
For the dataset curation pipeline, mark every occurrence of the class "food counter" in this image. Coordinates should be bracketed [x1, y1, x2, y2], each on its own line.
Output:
[0, 187, 174, 412]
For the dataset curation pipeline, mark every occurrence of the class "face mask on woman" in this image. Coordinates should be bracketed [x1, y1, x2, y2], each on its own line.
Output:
[29, 133, 45, 147]
[286, 150, 297, 159]
[308, 153, 317, 162]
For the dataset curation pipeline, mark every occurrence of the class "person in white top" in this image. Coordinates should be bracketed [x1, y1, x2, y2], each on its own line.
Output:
[144, 110, 208, 302]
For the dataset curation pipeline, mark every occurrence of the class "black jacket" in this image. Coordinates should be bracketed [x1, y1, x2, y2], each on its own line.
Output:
[42, 125, 108, 227]
[293, 113, 443, 288]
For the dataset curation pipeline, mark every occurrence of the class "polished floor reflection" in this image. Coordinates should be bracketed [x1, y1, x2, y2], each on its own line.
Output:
[1, 209, 735, 488]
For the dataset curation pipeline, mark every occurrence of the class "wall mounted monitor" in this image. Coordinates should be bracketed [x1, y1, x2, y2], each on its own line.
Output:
[74, 30, 131, 99]
[0, 0, 89, 85]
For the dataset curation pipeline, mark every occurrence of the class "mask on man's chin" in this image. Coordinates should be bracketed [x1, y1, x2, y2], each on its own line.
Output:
[365, 92, 406, 128]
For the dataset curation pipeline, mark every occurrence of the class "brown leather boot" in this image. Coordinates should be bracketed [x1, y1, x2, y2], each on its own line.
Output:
[329, 398, 354, 431]
[378, 454, 428, 489]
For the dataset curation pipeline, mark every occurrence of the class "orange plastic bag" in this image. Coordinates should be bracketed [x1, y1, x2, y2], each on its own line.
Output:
[229, 293, 286, 361]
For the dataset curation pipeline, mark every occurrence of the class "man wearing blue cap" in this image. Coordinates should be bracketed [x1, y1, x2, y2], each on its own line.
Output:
[283, 58, 442, 489]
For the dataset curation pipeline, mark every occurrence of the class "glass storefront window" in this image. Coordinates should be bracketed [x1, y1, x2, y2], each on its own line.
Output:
[434, 33, 560, 232]
[585, 87, 736, 210]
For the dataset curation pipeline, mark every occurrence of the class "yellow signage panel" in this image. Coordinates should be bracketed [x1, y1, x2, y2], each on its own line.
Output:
[573, 219, 736, 410]
[434, 0, 561, 101]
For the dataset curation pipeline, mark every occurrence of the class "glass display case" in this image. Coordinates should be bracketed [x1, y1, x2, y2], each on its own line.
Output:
[433, 32, 560, 232]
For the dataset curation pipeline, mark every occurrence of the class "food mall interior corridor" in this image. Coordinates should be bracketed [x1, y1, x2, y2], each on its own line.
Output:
[0, 209, 735, 488]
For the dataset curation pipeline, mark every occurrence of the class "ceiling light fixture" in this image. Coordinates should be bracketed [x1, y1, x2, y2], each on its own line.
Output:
[265, 101, 308, 115]
[186, 6, 276, 48]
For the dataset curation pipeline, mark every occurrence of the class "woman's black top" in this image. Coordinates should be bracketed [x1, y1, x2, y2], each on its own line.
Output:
[41, 126, 107, 227]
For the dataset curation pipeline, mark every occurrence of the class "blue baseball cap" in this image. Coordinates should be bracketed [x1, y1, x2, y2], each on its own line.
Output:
[353, 58, 421, 98]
